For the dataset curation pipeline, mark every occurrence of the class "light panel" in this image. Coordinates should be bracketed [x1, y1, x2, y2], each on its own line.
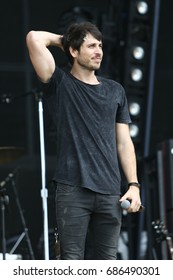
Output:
[129, 124, 139, 138]
[136, 1, 148, 15]
[132, 46, 145, 60]
[129, 102, 141, 116]
[131, 68, 143, 82]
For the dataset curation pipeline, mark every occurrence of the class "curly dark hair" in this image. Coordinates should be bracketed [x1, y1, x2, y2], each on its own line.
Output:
[61, 21, 102, 64]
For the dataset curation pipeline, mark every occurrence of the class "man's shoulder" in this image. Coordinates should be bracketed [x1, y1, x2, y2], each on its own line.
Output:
[97, 76, 124, 90]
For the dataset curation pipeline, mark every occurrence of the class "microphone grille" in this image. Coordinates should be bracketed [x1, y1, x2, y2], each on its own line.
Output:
[121, 200, 130, 210]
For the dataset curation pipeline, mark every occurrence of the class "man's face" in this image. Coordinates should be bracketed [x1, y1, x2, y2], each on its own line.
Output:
[73, 33, 103, 71]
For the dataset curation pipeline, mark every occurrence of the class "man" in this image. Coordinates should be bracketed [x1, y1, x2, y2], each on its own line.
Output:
[26, 21, 141, 260]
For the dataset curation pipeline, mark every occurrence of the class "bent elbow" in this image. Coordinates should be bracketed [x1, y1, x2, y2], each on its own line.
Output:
[26, 30, 38, 48]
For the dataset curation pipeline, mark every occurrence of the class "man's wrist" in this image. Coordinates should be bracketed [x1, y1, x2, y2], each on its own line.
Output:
[128, 182, 141, 188]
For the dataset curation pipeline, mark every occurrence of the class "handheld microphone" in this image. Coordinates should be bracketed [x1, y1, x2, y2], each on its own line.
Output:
[120, 199, 145, 212]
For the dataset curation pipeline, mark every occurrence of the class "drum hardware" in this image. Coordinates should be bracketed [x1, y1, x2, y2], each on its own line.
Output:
[0, 169, 35, 260]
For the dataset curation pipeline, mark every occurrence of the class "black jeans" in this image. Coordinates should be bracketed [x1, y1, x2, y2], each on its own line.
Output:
[55, 183, 122, 260]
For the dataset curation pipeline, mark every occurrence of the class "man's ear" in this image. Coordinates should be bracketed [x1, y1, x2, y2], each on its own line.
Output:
[69, 46, 78, 58]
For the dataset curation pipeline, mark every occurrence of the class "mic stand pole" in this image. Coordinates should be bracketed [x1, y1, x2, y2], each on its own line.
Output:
[35, 90, 49, 260]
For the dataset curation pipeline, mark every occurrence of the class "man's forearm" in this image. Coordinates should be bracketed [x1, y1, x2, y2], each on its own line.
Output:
[118, 141, 138, 183]
[26, 30, 63, 48]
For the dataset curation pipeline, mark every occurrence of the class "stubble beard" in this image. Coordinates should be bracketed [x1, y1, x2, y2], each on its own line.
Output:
[78, 60, 101, 72]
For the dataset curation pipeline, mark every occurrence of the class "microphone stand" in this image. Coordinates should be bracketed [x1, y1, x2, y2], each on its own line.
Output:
[0, 88, 50, 260]
[35, 90, 49, 260]
[0, 188, 9, 260]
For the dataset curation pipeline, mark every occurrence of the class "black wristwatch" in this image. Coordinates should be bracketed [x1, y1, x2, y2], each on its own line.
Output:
[128, 182, 141, 188]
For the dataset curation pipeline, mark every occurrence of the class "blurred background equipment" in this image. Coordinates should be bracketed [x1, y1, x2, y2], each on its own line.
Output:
[0, 147, 24, 165]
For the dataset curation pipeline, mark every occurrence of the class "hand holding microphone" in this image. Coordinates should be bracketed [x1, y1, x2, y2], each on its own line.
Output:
[120, 199, 145, 212]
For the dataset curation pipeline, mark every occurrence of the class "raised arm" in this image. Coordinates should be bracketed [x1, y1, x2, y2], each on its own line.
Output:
[26, 31, 63, 83]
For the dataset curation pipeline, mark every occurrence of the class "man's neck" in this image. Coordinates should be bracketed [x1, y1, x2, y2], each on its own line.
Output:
[70, 67, 100, 85]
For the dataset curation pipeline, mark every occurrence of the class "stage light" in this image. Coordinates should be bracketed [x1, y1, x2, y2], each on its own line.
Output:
[129, 124, 139, 138]
[131, 68, 143, 82]
[132, 46, 145, 60]
[129, 102, 141, 116]
[136, 1, 148, 15]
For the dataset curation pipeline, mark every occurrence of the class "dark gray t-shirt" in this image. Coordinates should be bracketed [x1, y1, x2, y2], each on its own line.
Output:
[43, 66, 131, 194]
